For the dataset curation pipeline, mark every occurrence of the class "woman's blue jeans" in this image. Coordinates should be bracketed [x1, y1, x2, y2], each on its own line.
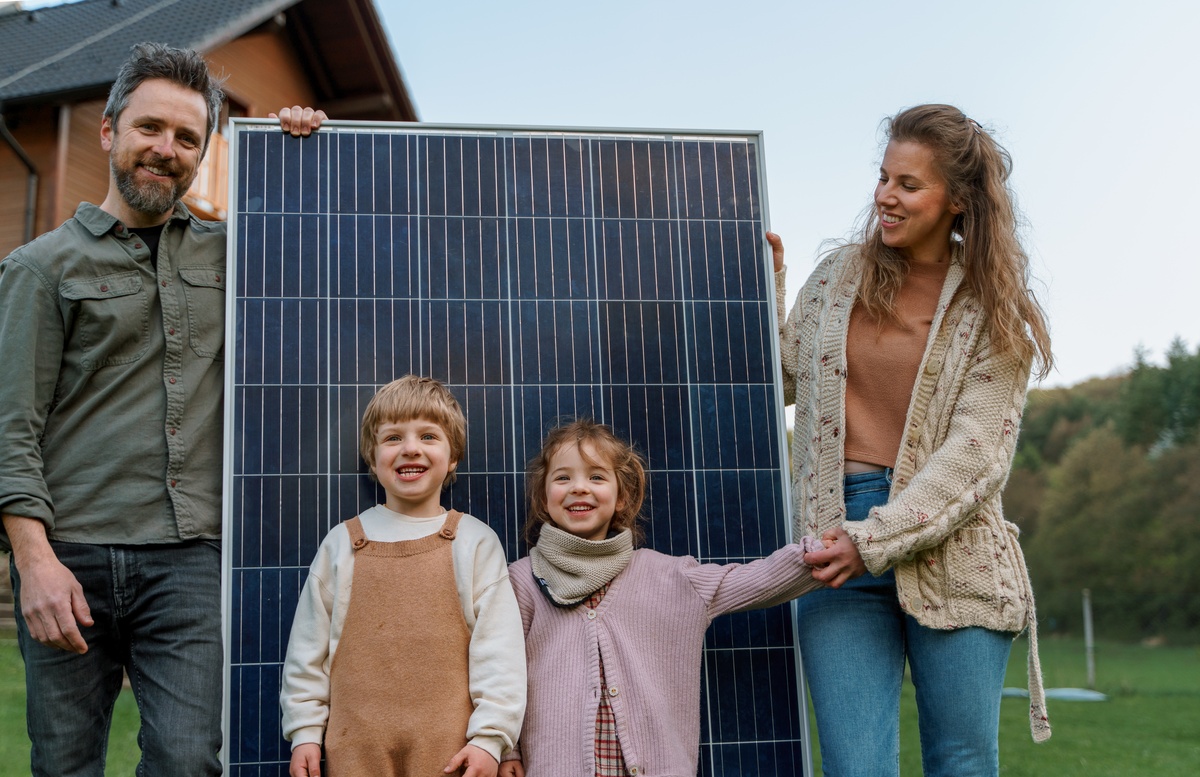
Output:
[11, 540, 223, 777]
[795, 470, 1013, 777]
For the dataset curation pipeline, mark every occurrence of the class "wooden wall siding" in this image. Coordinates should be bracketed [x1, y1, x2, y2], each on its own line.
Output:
[207, 27, 317, 120]
[0, 106, 60, 258]
[62, 100, 109, 226]
[185, 133, 229, 220]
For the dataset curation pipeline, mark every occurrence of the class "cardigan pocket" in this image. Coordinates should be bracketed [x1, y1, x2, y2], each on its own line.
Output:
[944, 523, 1003, 624]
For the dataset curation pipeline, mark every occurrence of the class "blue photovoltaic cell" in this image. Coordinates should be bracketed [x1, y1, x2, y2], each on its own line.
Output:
[224, 123, 805, 775]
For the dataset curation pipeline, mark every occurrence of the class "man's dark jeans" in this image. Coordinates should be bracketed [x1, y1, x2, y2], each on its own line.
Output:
[12, 539, 223, 777]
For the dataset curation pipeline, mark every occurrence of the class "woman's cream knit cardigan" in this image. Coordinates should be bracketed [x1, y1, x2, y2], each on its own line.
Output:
[776, 248, 1051, 741]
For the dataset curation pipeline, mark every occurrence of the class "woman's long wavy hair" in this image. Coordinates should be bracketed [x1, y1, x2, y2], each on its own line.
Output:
[849, 104, 1053, 379]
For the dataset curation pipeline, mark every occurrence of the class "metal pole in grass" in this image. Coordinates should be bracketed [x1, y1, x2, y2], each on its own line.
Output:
[1082, 588, 1096, 689]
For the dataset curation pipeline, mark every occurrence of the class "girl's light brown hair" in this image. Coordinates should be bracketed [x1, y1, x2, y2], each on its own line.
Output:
[359, 375, 466, 488]
[523, 419, 646, 548]
[849, 103, 1053, 379]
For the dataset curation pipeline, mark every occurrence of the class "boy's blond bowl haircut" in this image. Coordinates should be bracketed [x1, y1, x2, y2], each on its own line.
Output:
[358, 375, 467, 487]
[523, 418, 647, 548]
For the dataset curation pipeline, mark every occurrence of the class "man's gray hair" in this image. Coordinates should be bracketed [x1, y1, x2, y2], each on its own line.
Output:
[103, 42, 226, 152]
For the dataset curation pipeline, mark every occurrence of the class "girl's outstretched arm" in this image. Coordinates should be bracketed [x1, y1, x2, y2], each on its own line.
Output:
[688, 536, 826, 617]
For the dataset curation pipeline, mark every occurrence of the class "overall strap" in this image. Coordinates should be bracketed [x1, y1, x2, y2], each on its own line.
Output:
[344, 516, 367, 550]
[438, 510, 464, 540]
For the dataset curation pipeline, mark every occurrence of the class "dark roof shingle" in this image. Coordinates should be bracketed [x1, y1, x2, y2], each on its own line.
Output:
[0, 0, 296, 104]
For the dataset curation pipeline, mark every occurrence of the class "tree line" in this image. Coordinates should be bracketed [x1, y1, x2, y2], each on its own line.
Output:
[1006, 338, 1200, 642]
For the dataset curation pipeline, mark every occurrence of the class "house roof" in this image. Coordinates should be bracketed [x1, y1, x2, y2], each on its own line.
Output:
[0, 0, 417, 120]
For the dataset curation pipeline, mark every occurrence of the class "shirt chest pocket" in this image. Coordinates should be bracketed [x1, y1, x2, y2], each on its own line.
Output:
[179, 266, 226, 360]
[60, 271, 149, 371]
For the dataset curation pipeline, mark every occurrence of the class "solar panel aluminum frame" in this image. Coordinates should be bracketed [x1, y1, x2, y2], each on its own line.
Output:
[221, 118, 812, 775]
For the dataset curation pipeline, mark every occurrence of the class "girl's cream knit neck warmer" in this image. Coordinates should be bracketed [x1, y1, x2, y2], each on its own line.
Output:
[529, 524, 634, 607]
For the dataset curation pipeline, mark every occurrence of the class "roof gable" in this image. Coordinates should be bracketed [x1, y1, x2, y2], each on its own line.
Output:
[0, 0, 297, 104]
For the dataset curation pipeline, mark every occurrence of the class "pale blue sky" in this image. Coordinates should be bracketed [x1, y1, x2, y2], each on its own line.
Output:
[23, 0, 1196, 387]
[377, 0, 1199, 388]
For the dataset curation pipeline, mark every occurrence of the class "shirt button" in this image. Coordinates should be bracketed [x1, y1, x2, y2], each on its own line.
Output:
[608, 686, 618, 697]
[586, 610, 596, 620]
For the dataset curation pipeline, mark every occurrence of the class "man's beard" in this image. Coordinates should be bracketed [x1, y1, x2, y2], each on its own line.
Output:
[110, 153, 193, 217]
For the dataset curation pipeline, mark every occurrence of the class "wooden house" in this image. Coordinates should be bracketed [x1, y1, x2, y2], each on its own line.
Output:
[0, 0, 418, 257]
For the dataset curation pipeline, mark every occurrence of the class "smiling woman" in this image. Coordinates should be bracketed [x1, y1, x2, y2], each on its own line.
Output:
[772, 103, 1054, 777]
[874, 140, 961, 266]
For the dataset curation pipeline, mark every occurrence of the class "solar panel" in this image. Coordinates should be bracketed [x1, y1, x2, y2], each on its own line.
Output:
[222, 121, 809, 775]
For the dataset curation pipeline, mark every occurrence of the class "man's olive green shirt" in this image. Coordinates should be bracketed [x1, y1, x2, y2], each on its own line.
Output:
[0, 202, 227, 546]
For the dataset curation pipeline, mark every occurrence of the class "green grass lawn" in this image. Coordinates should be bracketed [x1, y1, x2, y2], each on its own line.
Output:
[0, 639, 140, 776]
[806, 635, 1200, 776]
[2, 635, 1197, 775]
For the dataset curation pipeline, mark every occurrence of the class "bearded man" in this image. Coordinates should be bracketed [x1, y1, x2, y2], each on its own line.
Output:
[0, 42, 323, 776]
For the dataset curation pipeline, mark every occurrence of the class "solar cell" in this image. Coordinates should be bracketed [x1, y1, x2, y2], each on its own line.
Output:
[223, 121, 809, 775]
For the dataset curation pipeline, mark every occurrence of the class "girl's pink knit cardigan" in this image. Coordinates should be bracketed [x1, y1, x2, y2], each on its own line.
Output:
[505, 541, 820, 776]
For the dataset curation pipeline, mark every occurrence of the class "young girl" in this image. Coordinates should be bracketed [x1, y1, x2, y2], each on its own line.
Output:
[498, 419, 824, 777]
[773, 104, 1053, 777]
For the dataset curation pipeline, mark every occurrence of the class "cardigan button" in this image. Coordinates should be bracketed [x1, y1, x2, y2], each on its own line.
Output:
[925, 357, 943, 374]
[911, 596, 924, 611]
[586, 610, 596, 620]
[608, 686, 619, 697]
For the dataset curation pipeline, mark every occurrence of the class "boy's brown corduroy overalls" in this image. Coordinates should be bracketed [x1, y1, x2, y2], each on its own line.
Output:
[324, 511, 474, 775]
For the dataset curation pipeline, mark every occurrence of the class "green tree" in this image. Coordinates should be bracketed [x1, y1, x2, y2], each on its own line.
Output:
[1024, 426, 1151, 639]
[1116, 338, 1200, 448]
[1138, 441, 1200, 636]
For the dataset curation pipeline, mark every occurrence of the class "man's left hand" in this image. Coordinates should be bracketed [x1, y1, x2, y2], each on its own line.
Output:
[270, 106, 327, 137]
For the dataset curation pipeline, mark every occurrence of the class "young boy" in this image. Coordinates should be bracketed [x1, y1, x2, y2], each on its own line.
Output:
[280, 375, 525, 777]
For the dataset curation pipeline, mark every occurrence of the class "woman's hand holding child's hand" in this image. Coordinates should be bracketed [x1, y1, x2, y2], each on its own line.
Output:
[803, 527, 867, 588]
[445, 743, 498, 777]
